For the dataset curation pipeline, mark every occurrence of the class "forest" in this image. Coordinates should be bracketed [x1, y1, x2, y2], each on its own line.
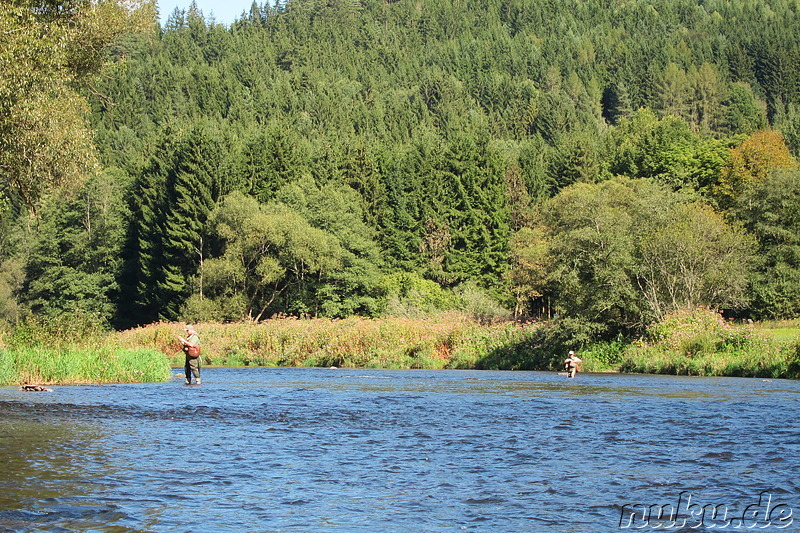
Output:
[2, 0, 800, 343]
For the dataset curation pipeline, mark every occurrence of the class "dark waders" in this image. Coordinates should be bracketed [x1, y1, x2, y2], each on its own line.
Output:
[185, 353, 201, 384]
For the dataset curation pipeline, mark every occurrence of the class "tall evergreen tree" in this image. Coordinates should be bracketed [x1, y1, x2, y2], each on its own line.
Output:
[119, 124, 220, 324]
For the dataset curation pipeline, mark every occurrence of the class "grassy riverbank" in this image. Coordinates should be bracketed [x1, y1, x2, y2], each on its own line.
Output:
[2, 308, 799, 385]
[114, 314, 545, 370]
[0, 320, 172, 385]
[0, 346, 171, 385]
[618, 309, 800, 378]
[116, 309, 800, 379]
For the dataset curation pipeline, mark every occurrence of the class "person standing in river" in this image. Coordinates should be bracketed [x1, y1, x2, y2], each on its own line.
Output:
[178, 324, 201, 385]
[564, 350, 582, 378]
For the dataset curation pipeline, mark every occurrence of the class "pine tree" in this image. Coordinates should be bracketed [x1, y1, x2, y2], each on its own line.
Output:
[120, 124, 220, 324]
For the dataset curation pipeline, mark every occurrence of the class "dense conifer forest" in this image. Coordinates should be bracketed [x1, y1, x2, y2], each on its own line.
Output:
[2, 0, 800, 339]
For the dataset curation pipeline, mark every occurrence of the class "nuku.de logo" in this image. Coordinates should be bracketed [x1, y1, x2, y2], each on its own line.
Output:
[619, 491, 793, 529]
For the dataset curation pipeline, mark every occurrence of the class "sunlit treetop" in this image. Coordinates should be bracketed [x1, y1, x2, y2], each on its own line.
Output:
[0, 0, 155, 211]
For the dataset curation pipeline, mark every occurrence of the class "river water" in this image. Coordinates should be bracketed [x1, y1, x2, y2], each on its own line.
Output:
[0, 368, 798, 532]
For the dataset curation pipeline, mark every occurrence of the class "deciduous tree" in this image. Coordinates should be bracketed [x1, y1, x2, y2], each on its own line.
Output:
[712, 130, 797, 208]
[0, 0, 154, 211]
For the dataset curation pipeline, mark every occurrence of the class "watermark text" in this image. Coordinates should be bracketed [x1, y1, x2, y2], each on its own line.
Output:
[619, 491, 793, 529]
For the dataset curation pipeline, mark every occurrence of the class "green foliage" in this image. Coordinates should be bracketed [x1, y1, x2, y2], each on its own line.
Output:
[21, 169, 131, 325]
[506, 225, 551, 317]
[790, 343, 800, 379]
[276, 177, 385, 317]
[724, 82, 769, 136]
[452, 281, 512, 324]
[0, 311, 171, 384]
[732, 168, 800, 319]
[637, 202, 756, 320]
[208, 195, 296, 317]
[578, 337, 628, 372]
[0, 257, 25, 328]
[642, 307, 733, 347]
[202, 190, 347, 320]
[7, 311, 109, 349]
[604, 109, 711, 193]
[621, 307, 791, 378]
[3, 0, 800, 329]
[472, 316, 607, 370]
[120, 123, 221, 324]
[0, 349, 13, 384]
[532, 178, 660, 331]
[376, 271, 456, 318]
[0, 346, 170, 385]
[0, 0, 155, 211]
[514, 177, 756, 334]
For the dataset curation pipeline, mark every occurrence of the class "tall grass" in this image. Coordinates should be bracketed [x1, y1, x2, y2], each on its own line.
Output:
[0, 346, 171, 385]
[0, 314, 172, 385]
[115, 315, 546, 370]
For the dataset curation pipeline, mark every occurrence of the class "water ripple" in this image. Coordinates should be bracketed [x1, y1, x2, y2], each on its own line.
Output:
[1, 369, 799, 532]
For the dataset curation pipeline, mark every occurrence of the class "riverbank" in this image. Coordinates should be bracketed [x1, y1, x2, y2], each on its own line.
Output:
[115, 314, 541, 371]
[116, 310, 800, 379]
[2, 309, 799, 385]
[0, 345, 171, 385]
[617, 310, 800, 379]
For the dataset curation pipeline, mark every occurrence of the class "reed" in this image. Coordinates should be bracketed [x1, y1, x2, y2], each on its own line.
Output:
[0, 346, 172, 385]
[114, 315, 544, 370]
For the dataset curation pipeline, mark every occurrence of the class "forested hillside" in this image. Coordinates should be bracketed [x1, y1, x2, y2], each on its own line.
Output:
[3, 0, 800, 337]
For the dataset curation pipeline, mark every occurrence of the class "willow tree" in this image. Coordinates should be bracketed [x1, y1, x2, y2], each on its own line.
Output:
[513, 177, 756, 334]
[200, 191, 343, 321]
[0, 0, 155, 211]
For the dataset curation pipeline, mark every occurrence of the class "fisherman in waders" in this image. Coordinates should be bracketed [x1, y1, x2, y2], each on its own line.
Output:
[564, 350, 582, 378]
[178, 324, 202, 385]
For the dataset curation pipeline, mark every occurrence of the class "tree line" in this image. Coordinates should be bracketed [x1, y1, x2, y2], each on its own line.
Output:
[1, 0, 800, 339]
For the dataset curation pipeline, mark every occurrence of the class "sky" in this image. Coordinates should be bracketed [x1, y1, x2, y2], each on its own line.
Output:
[157, 0, 252, 26]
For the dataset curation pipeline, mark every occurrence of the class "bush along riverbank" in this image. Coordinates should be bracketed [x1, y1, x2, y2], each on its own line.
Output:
[115, 309, 800, 379]
[619, 307, 800, 378]
[2, 308, 799, 385]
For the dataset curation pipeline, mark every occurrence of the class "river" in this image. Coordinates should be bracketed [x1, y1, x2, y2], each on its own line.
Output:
[1, 368, 798, 532]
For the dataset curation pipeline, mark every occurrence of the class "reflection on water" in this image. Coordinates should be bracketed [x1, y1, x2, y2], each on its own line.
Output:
[0, 410, 138, 531]
[1, 369, 798, 532]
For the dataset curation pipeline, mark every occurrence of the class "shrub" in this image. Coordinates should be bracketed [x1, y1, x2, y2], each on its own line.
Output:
[623, 307, 792, 377]
[377, 272, 456, 317]
[579, 337, 627, 371]
[453, 281, 512, 324]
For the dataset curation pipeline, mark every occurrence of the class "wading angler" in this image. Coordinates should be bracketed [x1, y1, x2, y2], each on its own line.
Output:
[178, 324, 202, 385]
